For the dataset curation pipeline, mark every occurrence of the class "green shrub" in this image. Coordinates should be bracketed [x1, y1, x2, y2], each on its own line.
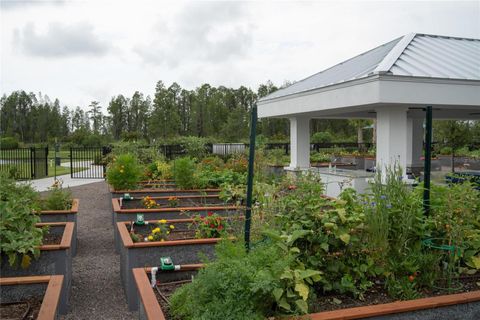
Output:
[0, 137, 19, 149]
[40, 180, 72, 210]
[173, 157, 198, 189]
[170, 240, 320, 319]
[179, 136, 209, 159]
[311, 131, 333, 143]
[0, 173, 45, 268]
[106, 154, 143, 190]
[144, 160, 172, 180]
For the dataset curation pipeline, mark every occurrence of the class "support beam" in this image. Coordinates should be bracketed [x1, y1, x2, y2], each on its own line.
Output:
[287, 116, 310, 170]
[407, 111, 424, 175]
[376, 107, 408, 175]
[423, 106, 433, 215]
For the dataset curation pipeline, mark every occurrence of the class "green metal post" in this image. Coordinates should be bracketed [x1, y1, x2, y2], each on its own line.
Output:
[245, 104, 257, 252]
[423, 106, 433, 215]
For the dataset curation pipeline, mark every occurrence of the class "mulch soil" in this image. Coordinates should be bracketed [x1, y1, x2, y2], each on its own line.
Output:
[42, 181, 135, 320]
[153, 281, 188, 319]
[42, 233, 62, 245]
[0, 297, 42, 319]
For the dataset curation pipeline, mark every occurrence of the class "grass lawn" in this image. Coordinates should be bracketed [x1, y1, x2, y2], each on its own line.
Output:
[0, 163, 87, 179]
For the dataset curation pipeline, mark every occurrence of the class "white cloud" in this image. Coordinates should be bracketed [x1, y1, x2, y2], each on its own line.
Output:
[135, 1, 253, 67]
[0, 0, 479, 110]
[14, 21, 111, 57]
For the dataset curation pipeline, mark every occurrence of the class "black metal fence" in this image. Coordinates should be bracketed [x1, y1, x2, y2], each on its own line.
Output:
[70, 146, 111, 179]
[0, 147, 49, 180]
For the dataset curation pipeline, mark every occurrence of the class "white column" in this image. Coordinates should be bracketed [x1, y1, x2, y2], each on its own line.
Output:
[407, 114, 424, 168]
[376, 107, 408, 175]
[287, 116, 310, 169]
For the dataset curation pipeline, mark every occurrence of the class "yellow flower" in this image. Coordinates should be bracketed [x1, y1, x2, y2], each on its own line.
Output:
[147, 235, 153, 241]
[161, 239, 165, 242]
[169, 225, 175, 229]
[159, 219, 167, 224]
[152, 228, 160, 234]
[120, 169, 124, 173]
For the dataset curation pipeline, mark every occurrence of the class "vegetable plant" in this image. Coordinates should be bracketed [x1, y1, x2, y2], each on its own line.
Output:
[106, 153, 143, 190]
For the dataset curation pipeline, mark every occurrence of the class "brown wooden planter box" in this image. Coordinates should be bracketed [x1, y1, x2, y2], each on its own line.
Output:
[133, 265, 203, 320]
[0, 275, 64, 320]
[118, 194, 226, 209]
[117, 219, 223, 311]
[112, 198, 241, 252]
[133, 269, 480, 320]
[39, 199, 79, 256]
[109, 186, 221, 198]
[0, 222, 74, 314]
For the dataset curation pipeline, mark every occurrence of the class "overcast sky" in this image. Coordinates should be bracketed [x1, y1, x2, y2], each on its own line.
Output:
[1, 0, 479, 111]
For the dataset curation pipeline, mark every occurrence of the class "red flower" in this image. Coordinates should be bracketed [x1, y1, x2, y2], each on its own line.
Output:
[217, 225, 224, 231]
[210, 223, 215, 228]
[204, 220, 209, 225]
[207, 212, 213, 217]
[288, 185, 297, 190]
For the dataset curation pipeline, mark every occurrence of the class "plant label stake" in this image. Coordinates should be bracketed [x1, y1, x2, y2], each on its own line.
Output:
[135, 213, 145, 225]
[160, 257, 175, 271]
[123, 193, 132, 200]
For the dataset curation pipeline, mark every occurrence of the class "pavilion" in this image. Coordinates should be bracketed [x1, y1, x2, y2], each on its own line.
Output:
[257, 33, 480, 178]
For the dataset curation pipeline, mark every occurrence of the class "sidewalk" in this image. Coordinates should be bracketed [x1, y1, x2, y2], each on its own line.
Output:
[20, 163, 105, 192]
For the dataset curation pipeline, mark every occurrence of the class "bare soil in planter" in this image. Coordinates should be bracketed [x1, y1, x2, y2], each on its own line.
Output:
[0, 297, 42, 319]
[310, 275, 480, 313]
[149, 276, 480, 319]
[128, 223, 197, 242]
[42, 233, 62, 245]
[153, 281, 189, 320]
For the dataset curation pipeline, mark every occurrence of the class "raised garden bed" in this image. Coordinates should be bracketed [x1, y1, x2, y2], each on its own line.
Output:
[112, 199, 241, 251]
[109, 186, 221, 199]
[118, 195, 226, 209]
[132, 265, 203, 320]
[0, 222, 74, 314]
[117, 219, 227, 311]
[0, 275, 64, 320]
[39, 198, 79, 256]
[133, 267, 480, 320]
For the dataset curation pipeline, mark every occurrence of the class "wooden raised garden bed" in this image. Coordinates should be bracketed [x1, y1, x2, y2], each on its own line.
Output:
[39, 198, 79, 256]
[112, 198, 241, 251]
[0, 275, 64, 320]
[133, 267, 480, 320]
[0, 222, 74, 314]
[133, 265, 203, 320]
[118, 195, 226, 209]
[109, 186, 221, 199]
[117, 219, 227, 311]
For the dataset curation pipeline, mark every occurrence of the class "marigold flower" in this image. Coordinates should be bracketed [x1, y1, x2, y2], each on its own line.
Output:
[148, 235, 153, 241]
[159, 219, 167, 224]
[207, 212, 213, 217]
[169, 225, 175, 229]
[152, 228, 160, 234]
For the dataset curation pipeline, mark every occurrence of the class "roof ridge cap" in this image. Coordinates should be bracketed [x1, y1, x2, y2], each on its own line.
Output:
[373, 33, 417, 74]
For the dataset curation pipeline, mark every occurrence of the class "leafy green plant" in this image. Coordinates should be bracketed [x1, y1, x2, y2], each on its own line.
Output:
[106, 153, 143, 190]
[144, 160, 172, 180]
[40, 179, 72, 210]
[173, 157, 198, 189]
[170, 240, 320, 319]
[0, 173, 46, 268]
[190, 212, 228, 239]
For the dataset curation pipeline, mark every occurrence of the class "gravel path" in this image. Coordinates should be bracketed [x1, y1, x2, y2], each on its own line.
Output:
[51, 181, 135, 320]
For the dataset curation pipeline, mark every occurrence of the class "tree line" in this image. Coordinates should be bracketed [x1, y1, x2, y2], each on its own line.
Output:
[1, 80, 478, 149]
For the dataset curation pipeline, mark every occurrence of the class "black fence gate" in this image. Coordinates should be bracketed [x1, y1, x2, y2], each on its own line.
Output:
[0, 147, 49, 180]
[70, 146, 110, 179]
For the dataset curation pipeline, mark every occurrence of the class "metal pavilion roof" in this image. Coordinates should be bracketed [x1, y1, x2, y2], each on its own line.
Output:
[260, 33, 480, 102]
